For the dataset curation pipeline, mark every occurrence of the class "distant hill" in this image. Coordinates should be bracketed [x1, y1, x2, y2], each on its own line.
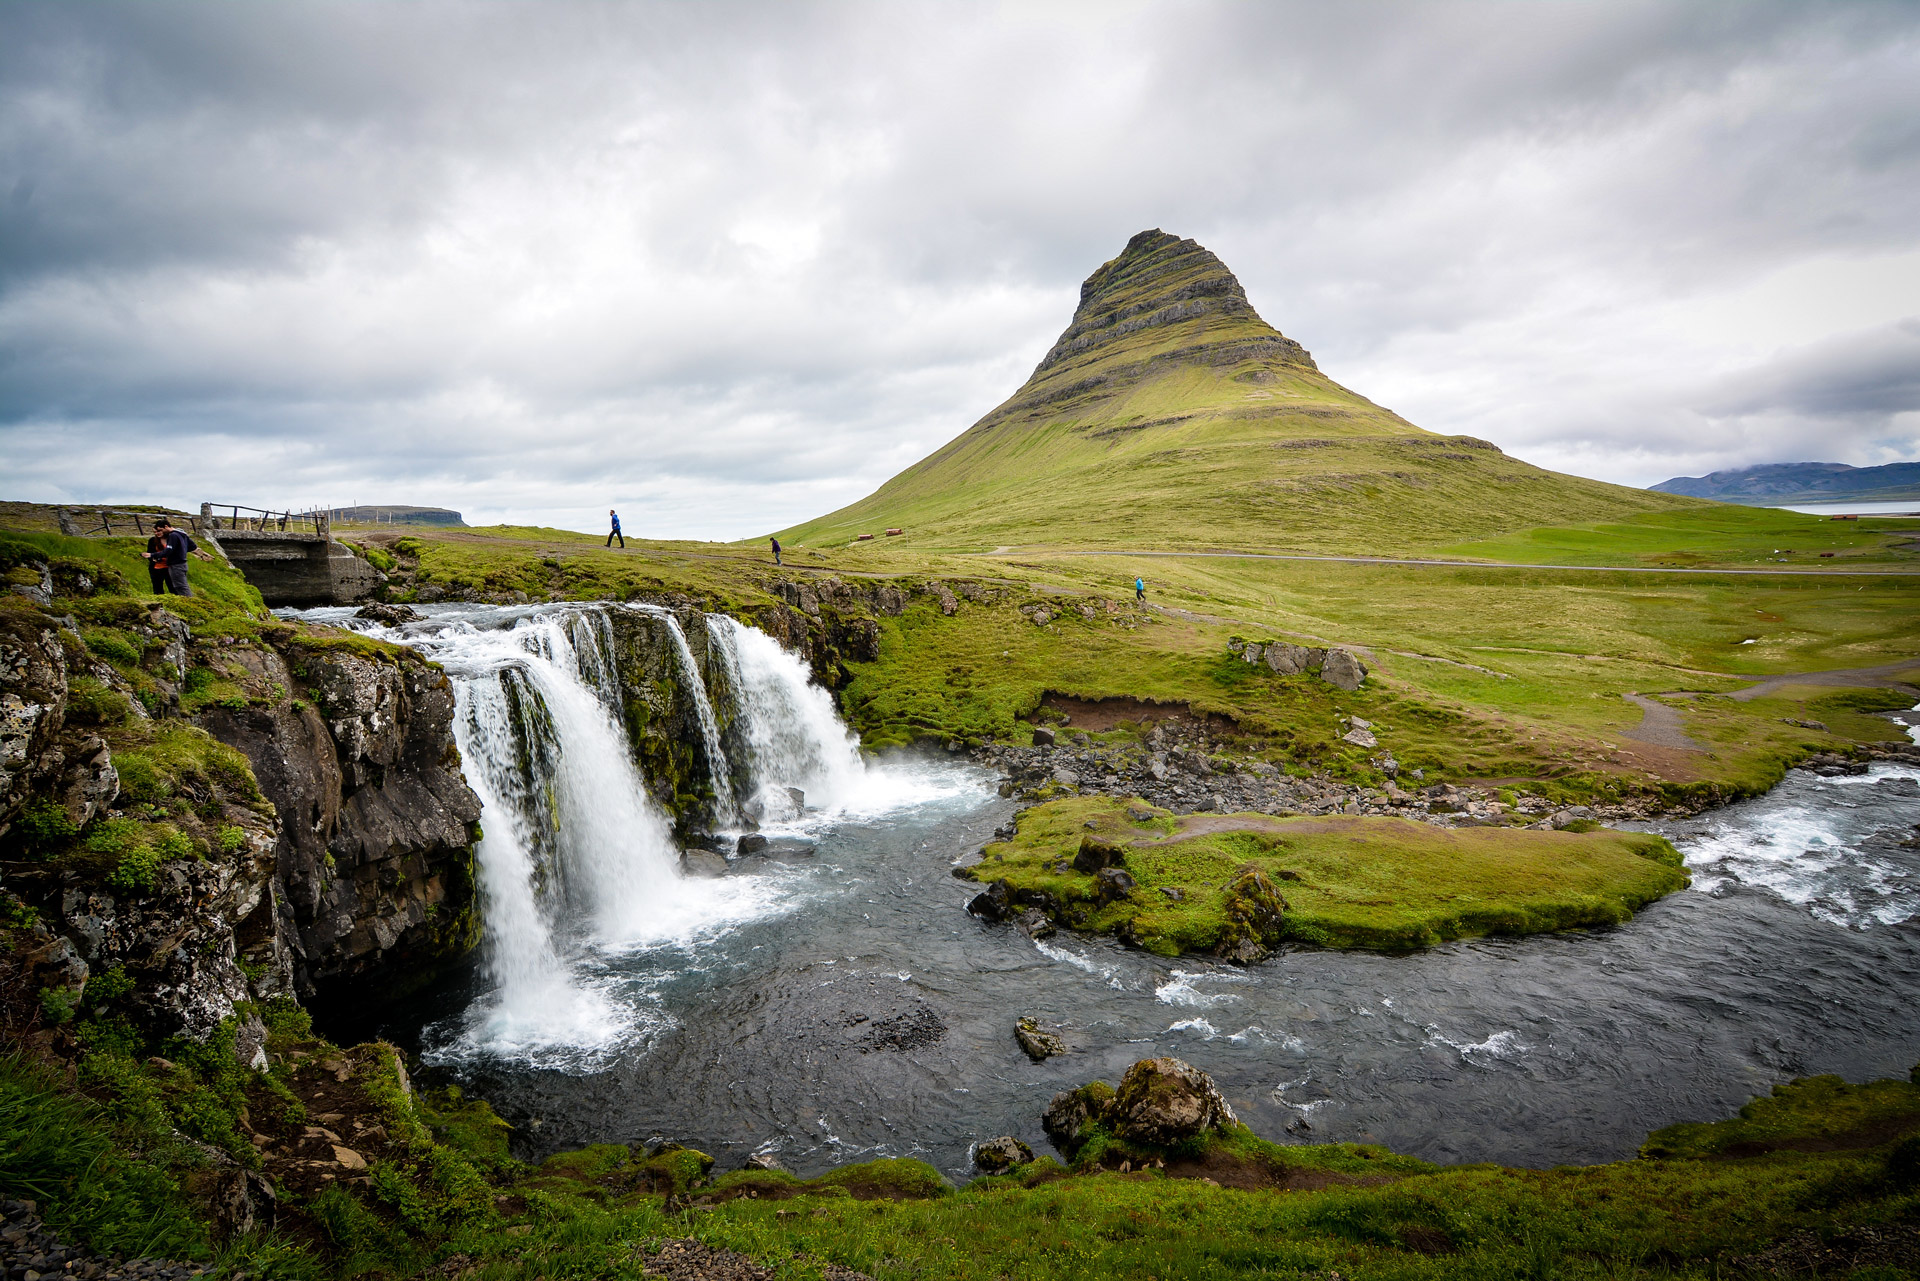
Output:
[329, 505, 466, 527]
[1651, 461, 1920, 505]
[779, 230, 1699, 553]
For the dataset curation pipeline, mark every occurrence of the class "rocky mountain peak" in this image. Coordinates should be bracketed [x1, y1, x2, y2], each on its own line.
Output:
[1033, 229, 1314, 375]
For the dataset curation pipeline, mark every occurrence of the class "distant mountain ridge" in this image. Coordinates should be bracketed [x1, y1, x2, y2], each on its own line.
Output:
[780, 229, 1697, 553]
[328, 505, 466, 526]
[1652, 461, 1920, 504]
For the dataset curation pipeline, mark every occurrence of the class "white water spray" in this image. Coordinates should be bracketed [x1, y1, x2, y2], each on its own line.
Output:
[707, 614, 866, 817]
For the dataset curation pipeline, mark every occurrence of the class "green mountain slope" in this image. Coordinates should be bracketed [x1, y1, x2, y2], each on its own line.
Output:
[780, 230, 1701, 553]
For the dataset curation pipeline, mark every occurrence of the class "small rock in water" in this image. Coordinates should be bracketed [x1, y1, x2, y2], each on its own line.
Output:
[681, 850, 729, 878]
[744, 1151, 785, 1172]
[1015, 907, 1055, 940]
[736, 833, 769, 855]
[785, 786, 805, 809]
[1015, 1017, 1067, 1061]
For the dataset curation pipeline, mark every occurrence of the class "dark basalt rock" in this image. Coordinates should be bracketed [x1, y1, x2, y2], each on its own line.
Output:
[353, 601, 421, 626]
[1072, 834, 1125, 873]
[966, 878, 1012, 921]
[1042, 1080, 1116, 1158]
[1093, 867, 1137, 905]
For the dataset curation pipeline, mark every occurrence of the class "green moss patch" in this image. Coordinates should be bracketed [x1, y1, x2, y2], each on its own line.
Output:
[1642, 1073, 1920, 1160]
[966, 796, 1688, 954]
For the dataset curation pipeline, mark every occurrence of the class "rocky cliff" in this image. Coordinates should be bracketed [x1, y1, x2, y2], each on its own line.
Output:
[0, 540, 480, 1053]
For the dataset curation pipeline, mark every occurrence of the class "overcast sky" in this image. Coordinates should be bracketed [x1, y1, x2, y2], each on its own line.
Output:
[3, 1, 1917, 539]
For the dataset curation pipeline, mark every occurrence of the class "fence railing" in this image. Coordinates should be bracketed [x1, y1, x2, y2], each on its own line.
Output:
[56, 504, 332, 540]
[196, 504, 330, 537]
[56, 508, 195, 538]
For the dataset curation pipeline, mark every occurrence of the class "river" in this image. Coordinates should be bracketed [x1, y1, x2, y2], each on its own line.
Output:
[291, 603, 1920, 1183]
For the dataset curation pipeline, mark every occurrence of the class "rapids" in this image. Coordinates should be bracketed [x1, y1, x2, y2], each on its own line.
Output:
[292, 604, 1920, 1183]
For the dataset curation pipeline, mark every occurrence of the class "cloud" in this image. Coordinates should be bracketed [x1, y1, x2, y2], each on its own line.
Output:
[2, 0, 1918, 534]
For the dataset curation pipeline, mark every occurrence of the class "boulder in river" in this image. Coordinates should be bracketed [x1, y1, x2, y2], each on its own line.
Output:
[680, 850, 729, 878]
[1015, 907, 1055, 940]
[736, 833, 770, 855]
[1110, 1056, 1237, 1146]
[967, 878, 1012, 921]
[1015, 1016, 1066, 1061]
[354, 602, 421, 626]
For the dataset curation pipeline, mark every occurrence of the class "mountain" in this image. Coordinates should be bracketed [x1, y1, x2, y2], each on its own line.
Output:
[1651, 461, 1920, 504]
[780, 229, 1698, 553]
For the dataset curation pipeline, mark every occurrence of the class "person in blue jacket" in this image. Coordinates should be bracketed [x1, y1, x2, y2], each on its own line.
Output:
[143, 518, 200, 596]
[606, 509, 624, 549]
[1135, 576, 1146, 603]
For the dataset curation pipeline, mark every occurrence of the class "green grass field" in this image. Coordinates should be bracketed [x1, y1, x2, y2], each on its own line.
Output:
[963, 796, 1689, 954]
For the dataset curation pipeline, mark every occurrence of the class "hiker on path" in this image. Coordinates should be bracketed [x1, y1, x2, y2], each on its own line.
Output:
[1135, 576, 1146, 603]
[143, 518, 206, 596]
[606, 509, 624, 549]
[770, 536, 782, 566]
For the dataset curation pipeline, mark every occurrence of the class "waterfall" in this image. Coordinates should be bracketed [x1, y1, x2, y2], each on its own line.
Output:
[375, 605, 784, 1064]
[629, 605, 736, 825]
[706, 613, 866, 819]
[326, 599, 965, 1065]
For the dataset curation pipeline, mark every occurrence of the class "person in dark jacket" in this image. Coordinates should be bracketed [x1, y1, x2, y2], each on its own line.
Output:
[607, 510, 624, 548]
[144, 518, 199, 596]
[770, 536, 781, 565]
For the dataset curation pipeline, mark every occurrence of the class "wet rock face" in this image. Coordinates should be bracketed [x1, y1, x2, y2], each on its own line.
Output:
[1110, 1056, 1236, 1146]
[199, 641, 481, 1003]
[604, 608, 728, 831]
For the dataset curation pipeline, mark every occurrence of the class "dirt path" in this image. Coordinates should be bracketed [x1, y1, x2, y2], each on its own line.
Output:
[1029, 548, 1920, 577]
[1726, 660, 1920, 702]
[1621, 694, 1704, 752]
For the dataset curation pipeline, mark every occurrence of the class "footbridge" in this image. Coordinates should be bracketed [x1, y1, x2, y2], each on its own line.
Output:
[56, 502, 381, 605]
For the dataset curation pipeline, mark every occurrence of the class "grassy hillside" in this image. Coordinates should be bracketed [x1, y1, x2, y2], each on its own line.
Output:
[778, 230, 1702, 554]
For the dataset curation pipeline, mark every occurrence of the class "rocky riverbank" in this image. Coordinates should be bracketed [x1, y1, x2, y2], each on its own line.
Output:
[973, 717, 1920, 827]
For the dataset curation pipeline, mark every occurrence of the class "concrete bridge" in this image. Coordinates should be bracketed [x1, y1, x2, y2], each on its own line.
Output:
[57, 503, 381, 605]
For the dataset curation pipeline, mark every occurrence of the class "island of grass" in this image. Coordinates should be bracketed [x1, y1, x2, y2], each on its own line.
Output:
[961, 795, 1688, 956]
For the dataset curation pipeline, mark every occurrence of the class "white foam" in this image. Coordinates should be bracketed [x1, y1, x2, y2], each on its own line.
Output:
[1426, 1027, 1528, 1063]
[1035, 939, 1128, 990]
[1168, 1017, 1219, 1038]
[1677, 765, 1920, 928]
[1155, 969, 1245, 1008]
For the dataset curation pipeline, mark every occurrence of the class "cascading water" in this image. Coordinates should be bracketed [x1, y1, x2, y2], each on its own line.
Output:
[353, 604, 798, 1066]
[705, 613, 868, 820]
